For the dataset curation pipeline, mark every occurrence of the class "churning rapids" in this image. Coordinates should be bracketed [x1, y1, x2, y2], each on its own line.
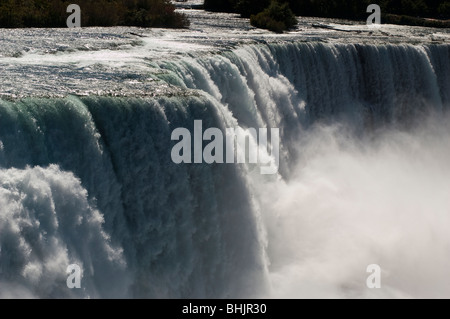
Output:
[0, 4, 449, 298]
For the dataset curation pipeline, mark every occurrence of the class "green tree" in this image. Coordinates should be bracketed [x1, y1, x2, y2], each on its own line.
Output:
[236, 0, 271, 18]
[0, 0, 189, 28]
[438, 1, 450, 18]
[250, 0, 297, 33]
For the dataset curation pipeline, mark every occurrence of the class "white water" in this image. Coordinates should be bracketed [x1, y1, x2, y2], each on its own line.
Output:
[0, 165, 127, 298]
[0, 10, 449, 298]
[260, 118, 450, 298]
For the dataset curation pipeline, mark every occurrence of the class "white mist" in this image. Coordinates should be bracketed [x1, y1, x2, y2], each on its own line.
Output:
[257, 116, 450, 298]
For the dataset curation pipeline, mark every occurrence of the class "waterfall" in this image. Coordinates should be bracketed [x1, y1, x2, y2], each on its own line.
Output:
[0, 41, 449, 298]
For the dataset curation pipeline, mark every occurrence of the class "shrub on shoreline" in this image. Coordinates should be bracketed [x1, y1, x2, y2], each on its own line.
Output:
[250, 1, 297, 33]
[0, 0, 189, 28]
[236, 0, 271, 18]
[205, 0, 449, 31]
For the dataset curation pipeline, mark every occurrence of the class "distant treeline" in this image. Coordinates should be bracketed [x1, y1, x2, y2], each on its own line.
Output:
[0, 0, 189, 28]
[205, 0, 450, 26]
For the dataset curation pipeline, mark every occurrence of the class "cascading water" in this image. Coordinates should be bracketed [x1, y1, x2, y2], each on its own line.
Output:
[0, 20, 449, 298]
